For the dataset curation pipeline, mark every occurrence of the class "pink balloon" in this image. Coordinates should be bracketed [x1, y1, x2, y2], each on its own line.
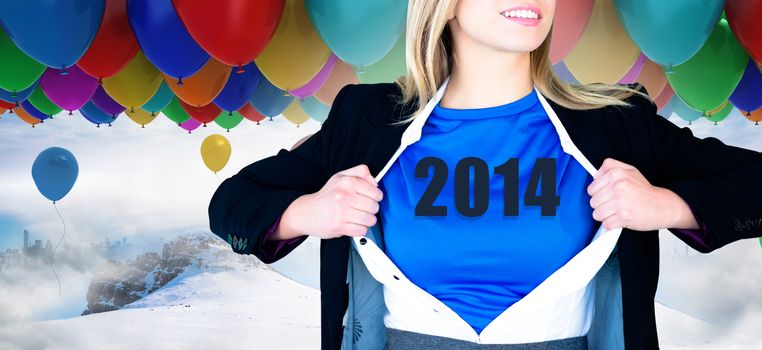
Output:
[549, 0, 594, 64]
[618, 53, 647, 84]
[653, 84, 674, 111]
[288, 53, 337, 100]
[39, 66, 99, 113]
[180, 117, 201, 133]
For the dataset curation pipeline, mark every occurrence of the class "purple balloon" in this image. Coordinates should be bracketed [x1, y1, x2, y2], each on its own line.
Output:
[288, 54, 338, 100]
[40, 66, 99, 112]
[21, 100, 51, 121]
[618, 53, 646, 84]
[729, 59, 762, 113]
[179, 117, 201, 133]
[552, 61, 579, 84]
[91, 85, 125, 116]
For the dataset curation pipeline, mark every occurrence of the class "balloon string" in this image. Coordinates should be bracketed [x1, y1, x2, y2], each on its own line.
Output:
[214, 173, 222, 184]
[50, 202, 66, 296]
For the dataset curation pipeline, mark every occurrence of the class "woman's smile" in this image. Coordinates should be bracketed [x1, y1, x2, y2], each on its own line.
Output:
[500, 5, 542, 27]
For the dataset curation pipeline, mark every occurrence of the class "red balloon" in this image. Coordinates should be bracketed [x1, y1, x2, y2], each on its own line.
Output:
[180, 99, 220, 126]
[239, 103, 265, 123]
[172, 0, 285, 70]
[726, 1, 762, 63]
[0, 100, 15, 110]
[76, 0, 139, 80]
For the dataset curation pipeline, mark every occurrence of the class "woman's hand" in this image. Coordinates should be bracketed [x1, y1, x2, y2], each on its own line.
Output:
[279, 164, 383, 240]
[587, 158, 700, 231]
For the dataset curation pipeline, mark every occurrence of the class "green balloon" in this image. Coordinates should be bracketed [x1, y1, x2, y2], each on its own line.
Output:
[666, 19, 749, 114]
[705, 101, 734, 124]
[0, 28, 45, 92]
[27, 86, 62, 116]
[356, 32, 406, 84]
[214, 111, 243, 131]
[161, 97, 191, 125]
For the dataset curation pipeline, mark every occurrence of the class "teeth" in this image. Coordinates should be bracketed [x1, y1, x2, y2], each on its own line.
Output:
[503, 9, 539, 19]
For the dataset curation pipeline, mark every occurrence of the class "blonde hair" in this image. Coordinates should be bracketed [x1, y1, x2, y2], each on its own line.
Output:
[391, 0, 651, 126]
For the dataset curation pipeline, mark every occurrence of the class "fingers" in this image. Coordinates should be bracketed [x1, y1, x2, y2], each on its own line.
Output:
[337, 164, 377, 187]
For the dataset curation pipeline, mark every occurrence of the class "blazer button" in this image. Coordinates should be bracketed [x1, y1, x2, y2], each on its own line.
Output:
[359, 237, 367, 245]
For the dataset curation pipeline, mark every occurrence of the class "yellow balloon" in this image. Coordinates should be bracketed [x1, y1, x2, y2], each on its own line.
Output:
[563, 0, 641, 84]
[201, 134, 232, 174]
[126, 108, 156, 128]
[254, 0, 332, 91]
[103, 51, 163, 110]
[282, 98, 310, 126]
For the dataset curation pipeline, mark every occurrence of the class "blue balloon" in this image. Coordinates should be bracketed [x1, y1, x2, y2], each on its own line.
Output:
[80, 100, 118, 127]
[213, 62, 262, 113]
[32, 147, 79, 203]
[21, 100, 50, 121]
[305, 0, 407, 67]
[299, 96, 329, 123]
[0, 81, 38, 105]
[127, 0, 209, 81]
[657, 103, 673, 119]
[140, 81, 174, 114]
[729, 59, 762, 113]
[0, 0, 104, 69]
[614, 0, 724, 70]
[249, 77, 293, 118]
[669, 94, 703, 124]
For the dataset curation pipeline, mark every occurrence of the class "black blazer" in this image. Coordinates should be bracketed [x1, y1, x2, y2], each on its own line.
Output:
[208, 82, 762, 349]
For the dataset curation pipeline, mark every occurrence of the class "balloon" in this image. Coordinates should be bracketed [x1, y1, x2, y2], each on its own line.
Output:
[172, 0, 285, 69]
[666, 19, 748, 115]
[551, 62, 580, 85]
[163, 58, 231, 107]
[305, 0, 406, 68]
[179, 117, 201, 133]
[180, 100, 220, 127]
[742, 107, 762, 124]
[633, 58, 667, 99]
[40, 66, 99, 113]
[141, 81, 174, 115]
[355, 32, 404, 84]
[77, 0, 139, 81]
[31, 147, 79, 203]
[669, 94, 704, 125]
[102, 51, 163, 110]
[200, 134, 232, 173]
[1, 82, 37, 106]
[705, 101, 734, 124]
[289, 53, 336, 100]
[80, 100, 118, 127]
[614, 0, 724, 70]
[0, 108, 5, 116]
[27, 86, 62, 117]
[162, 96, 191, 125]
[0, 28, 45, 92]
[249, 77, 293, 118]
[549, 0, 594, 64]
[21, 100, 50, 121]
[214, 111, 244, 132]
[564, 0, 641, 84]
[0, 100, 15, 113]
[652, 84, 674, 111]
[0, 0, 105, 69]
[254, 0, 333, 91]
[299, 96, 329, 123]
[657, 102, 673, 119]
[125, 108, 156, 128]
[725, 1, 762, 64]
[315, 59, 358, 105]
[729, 59, 762, 113]
[618, 53, 646, 84]
[238, 103, 266, 124]
[91, 86, 126, 117]
[127, 0, 209, 81]
[15, 105, 42, 127]
[282, 99, 311, 126]
[213, 62, 261, 113]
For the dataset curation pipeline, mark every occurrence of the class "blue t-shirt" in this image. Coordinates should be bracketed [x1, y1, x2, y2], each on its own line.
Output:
[378, 88, 598, 335]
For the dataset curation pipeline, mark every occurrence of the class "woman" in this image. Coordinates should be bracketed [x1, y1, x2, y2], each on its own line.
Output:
[208, 1, 762, 349]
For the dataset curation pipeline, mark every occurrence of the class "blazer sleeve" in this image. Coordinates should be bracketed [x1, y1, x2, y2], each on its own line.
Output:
[208, 84, 354, 262]
[633, 85, 762, 253]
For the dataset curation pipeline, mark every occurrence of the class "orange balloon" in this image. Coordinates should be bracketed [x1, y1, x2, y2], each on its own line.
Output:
[653, 84, 674, 111]
[163, 58, 231, 107]
[0, 108, 6, 116]
[742, 107, 762, 124]
[314, 59, 358, 106]
[239, 103, 265, 123]
[635, 58, 667, 99]
[281, 98, 309, 126]
[549, 0, 594, 64]
[15, 106, 41, 127]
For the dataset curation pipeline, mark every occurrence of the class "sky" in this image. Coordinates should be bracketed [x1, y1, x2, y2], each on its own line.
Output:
[0, 99, 761, 337]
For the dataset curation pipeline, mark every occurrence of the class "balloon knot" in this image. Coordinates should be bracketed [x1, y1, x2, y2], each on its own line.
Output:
[15, 101, 20, 107]
[203, 123, 207, 127]
[227, 129, 230, 132]
[9, 109, 14, 114]
[60, 67, 69, 76]
[98, 77, 103, 85]
[130, 107, 135, 113]
[747, 111, 751, 116]
[68, 110, 73, 115]
[108, 123, 112, 127]
[151, 112, 155, 117]
[11, 91, 16, 98]
[236, 65, 245, 74]
[142, 124, 145, 128]
[97, 124, 100, 128]
[177, 77, 184, 86]
[188, 130, 191, 134]
[228, 111, 232, 116]
[112, 114, 116, 119]
[256, 121, 260, 125]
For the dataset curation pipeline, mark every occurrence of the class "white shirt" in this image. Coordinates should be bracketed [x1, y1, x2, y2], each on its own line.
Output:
[349, 76, 625, 345]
